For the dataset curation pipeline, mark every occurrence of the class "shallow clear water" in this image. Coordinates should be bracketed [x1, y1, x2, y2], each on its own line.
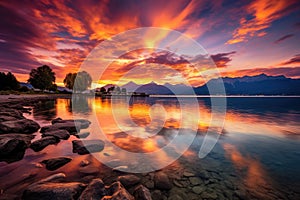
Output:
[0, 96, 299, 199]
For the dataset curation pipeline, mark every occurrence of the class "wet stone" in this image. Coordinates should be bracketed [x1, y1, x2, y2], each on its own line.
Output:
[118, 175, 141, 187]
[72, 140, 105, 155]
[189, 177, 202, 186]
[30, 136, 59, 152]
[154, 172, 172, 190]
[192, 186, 205, 194]
[41, 157, 72, 171]
[134, 185, 152, 200]
[183, 171, 195, 177]
[78, 178, 106, 200]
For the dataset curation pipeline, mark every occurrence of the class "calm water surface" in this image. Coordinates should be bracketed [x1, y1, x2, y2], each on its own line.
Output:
[0, 97, 299, 199]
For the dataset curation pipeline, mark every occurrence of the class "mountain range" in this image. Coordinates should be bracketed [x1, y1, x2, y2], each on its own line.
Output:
[118, 74, 300, 95]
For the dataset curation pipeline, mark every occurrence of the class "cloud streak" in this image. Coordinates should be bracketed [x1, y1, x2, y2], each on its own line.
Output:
[211, 51, 236, 68]
[227, 0, 299, 44]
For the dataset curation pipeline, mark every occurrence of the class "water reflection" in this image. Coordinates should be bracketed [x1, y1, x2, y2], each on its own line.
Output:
[32, 100, 56, 121]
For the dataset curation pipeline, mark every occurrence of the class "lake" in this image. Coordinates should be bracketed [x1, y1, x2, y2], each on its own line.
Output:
[0, 96, 299, 199]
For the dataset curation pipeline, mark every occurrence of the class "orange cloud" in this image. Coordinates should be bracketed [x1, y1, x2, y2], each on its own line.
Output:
[227, 0, 298, 44]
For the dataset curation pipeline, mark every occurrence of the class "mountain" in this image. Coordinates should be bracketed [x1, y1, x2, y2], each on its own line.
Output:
[121, 81, 140, 92]
[194, 74, 300, 95]
[120, 74, 300, 95]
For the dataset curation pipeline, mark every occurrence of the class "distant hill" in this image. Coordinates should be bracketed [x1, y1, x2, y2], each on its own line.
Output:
[121, 74, 300, 95]
[194, 74, 300, 95]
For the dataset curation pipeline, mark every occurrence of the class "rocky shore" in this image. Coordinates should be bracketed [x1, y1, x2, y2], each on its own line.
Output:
[0, 95, 297, 200]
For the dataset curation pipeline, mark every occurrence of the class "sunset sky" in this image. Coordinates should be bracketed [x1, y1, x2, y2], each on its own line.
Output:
[0, 0, 300, 86]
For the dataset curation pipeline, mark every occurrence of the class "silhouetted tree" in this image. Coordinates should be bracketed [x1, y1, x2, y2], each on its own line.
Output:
[73, 71, 92, 92]
[28, 65, 56, 91]
[0, 72, 20, 90]
[63, 73, 77, 89]
[100, 87, 106, 93]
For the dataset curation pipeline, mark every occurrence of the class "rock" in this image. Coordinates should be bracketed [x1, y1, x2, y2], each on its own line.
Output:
[79, 166, 100, 175]
[192, 186, 205, 194]
[183, 171, 195, 177]
[154, 172, 172, 190]
[189, 177, 202, 186]
[0, 109, 24, 122]
[72, 140, 105, 155]
[113, 166, 129, 172]
[37, 173, 67, 183]
[41, 157, 72, 171]
[0, 134, 32, 163]
[103, 181, 134, 200]
[134, 185, 152, 200]
[79, 178, 106, 200]
[173, 180, 184, 188]
[30, 136, 59, 152]
[75, 132, 90, 138]
[0, 119, 40, 134]
[168, 195, 183, 200]
[118, 175, 141, 187]
[198, 170, 209, 180]
[22, 182, 86, 200]
[201, 191, 218, 199]
[79, 159, 90, 167]
[144, 180, 154, 189]
[151, 190, 163, 200]
[52, 118, 91, 128]
[41, 122, 79, 134]
[42, 129, 70, 140]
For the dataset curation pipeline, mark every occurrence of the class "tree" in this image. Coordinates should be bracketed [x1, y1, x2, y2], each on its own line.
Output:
[63, 73, 76, 89]
[73, 71, 92, 92]
[28, 65, 56, 91]
[121, 88, 127, 94]
[100, 87, 106, 93]
[0, 72, 20, 90]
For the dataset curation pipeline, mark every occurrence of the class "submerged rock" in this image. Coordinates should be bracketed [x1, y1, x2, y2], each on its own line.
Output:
[154, 172, 172, 190]
[79, 178, 106, 200]
[52, 118, 91, 127]
[103, 181, 134, 200]
[79, 165, 100, 176]
[118, 175, 141, 187]
[42, 129, 70, 140]
[75, 132, 90, 139]
[30, 136, 59, 152]
[41, 157, 72, 171]
[134, 185, 152, 200]
[72, 140, 105, 155]
[0, 134, 34, 163]
[0, 119, 40, 134]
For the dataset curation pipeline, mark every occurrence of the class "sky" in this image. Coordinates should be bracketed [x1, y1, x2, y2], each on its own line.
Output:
[0, 0, 299, 87]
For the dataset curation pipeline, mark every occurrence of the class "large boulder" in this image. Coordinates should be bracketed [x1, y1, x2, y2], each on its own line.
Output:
[102, 181, 134, 200]
[22, 181, 86, 200]
[72, 140, 105, 155]
[78, 178, 106, 200]
[42, 129, 70, 140]
[41, 157, 72, 171]
[0, 134, 34, 163]
[30, 136, 59, 152]
[0, 119, 40, 134]
[0, 109, 24, 122]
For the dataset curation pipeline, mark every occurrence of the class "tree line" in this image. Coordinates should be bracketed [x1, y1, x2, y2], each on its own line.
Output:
[0, 65, 92, 92]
